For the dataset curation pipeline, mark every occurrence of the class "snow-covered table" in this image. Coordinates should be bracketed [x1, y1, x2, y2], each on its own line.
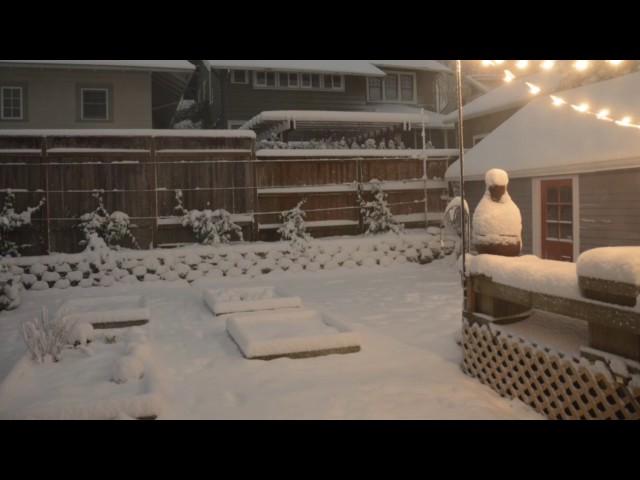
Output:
[467, 254, 640, 361]
[226, 308, 360, 360]
[58, 295, 150, 329]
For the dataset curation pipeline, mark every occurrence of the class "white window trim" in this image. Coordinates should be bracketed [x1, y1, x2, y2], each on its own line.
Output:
[230, 70, 249, 85]
[366, 71, 417, 104]
[1, 86, 24, 120]
[472, 133, 488, 146]
[252, 71, 345, 92]
[532, 175, 580, 261]
[80, 87, 109, 121]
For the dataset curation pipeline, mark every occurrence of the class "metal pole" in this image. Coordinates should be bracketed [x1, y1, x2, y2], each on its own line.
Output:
[421, 108, 428, 229]
[456, 60, 467, 282]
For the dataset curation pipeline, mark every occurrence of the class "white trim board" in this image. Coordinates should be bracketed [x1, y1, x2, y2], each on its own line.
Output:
[531, 175, 580, 261]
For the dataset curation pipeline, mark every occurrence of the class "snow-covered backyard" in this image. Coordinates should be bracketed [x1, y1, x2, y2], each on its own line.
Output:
[0, 255, 541, 419]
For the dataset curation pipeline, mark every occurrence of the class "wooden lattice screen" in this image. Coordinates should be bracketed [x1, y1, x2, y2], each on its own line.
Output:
[462, 320, 640, 420]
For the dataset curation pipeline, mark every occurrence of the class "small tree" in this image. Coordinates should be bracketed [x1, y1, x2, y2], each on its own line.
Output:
[278, 199, 311, 252]
[0, 190, 45, 257]
[359, 179, 404, 235]
[21, 307, 74, 363]
[174, 190, 243, 245]
[77, 191, 139, 249]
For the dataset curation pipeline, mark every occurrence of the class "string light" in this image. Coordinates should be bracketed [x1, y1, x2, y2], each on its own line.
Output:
[525, 82, 541, 95]
[574, 60, 591, 71]
[572, 102, 590, 113]
[503, 69, 516, 82]
[479, 60, 640, 130]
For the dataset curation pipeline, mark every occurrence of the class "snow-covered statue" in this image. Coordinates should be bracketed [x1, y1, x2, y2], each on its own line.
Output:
[472, 168, 522, 256]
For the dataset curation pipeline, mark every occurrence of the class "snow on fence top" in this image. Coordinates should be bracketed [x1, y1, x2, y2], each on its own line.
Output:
[0, 129, 256, 139]
[241, 110, 448, 130]
[0, 60, 195, 72]
[445, 71, 640, 180]
[256, 149, 460, 158]
[577, 247, 640, 286]
[205, 60, 385, 76]
[443, 71, 564, 124]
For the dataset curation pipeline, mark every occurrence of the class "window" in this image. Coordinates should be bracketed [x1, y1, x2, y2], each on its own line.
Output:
[368, 78, 382, 101]
[231, 70, 248, 84]
[80, 88, 109, 121]
[1, 86, 23, 120]
[367, 71, 416, 103]
[252, 71, 344, 91]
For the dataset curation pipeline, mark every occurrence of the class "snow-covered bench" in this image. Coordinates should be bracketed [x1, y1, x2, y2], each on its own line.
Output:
[466, 254, 640, 362]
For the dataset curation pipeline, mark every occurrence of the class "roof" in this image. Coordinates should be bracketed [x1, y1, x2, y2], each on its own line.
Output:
[0, 60, 195, 72]
[369, 60, 451, 73]
[204, 60, 385, 76]
[445, 71, 640, 180]
[443, 72, 564, 123]
[0, 129, 255, 138]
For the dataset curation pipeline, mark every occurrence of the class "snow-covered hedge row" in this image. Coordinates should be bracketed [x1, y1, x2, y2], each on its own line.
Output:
[0, 233, 455, 291]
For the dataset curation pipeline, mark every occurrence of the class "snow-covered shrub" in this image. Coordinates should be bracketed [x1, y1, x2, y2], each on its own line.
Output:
[364, 138, 377, 149]
[21, 307, 73, 363]
[278, 199, 311, 252]
[0, 264, 22, 311]
[174, 190, 243, 245]
[68, 323, 94, 346]
[111, 355, 144, 384]
[359, 179, 404, 235]
[0, 190, 45, 257]
[443, 196, 470, 258]
[77, 191, 139, 249]
[172, 99, 206, 129]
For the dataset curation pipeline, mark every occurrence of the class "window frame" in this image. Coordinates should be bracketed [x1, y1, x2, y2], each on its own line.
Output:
[79, 86, 111, 122]
[252, 71, 345, 92]
[366, 70, 417, 104]
[231, 70, 249, 85]
[0, 85, 24, 121]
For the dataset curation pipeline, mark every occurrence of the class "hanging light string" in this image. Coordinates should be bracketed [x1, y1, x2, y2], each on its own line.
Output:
[480, 60, 640, 129]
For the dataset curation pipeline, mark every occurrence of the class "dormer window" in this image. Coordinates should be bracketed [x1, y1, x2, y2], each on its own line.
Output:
[367, 71, 416, 103]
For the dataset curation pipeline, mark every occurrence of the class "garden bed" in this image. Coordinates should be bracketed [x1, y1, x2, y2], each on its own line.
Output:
[58, 295, 150, 329]
[0, 328, 163, 420]
[204, 286, 302, 316]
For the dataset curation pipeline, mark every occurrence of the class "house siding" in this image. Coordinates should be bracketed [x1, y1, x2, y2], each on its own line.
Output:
[461, 107, 522, 148]
[0, 68, 152, 129]
[579, 168, 640, 252]
[464, 178, 533, 254]
[213, 69, 441, 126]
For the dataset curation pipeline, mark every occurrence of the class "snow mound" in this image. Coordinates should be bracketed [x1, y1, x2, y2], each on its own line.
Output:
[577, 247, 640, 285]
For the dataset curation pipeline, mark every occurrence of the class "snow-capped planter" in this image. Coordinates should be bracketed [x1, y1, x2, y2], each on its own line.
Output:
[306, 262, 321, 272]
[362, 257, 378, 268]
[343, 259, 357, 269]
[419, 248, 434, 264]
[428, 240, 442, 258]
[226, 308, 360, 360]
[0, 332, 163, 420]
[577, 247, 640, 307]
[79, 278, 93, 288]
[288, 263, 303, 273]
[21, 273, 37, 289]
[204, 286, 303, 316]
[174, 263, 190, 278]
[29, 263, 46, 277]
[324, 260, 339, 271]
[42, 271, 60, 286]
[161, 270, 180, 282]
[472, 168, 522, 257]
[185, 270, 203, 282]
[58, 295, 150, 329]
[55, 263, 71, 274]
[379, 256, 393, 267]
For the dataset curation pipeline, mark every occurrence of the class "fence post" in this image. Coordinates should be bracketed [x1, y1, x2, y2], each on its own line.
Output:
[42, 135, 51, 254]
[356, 157, 364, 234]
[151, 135, 159, 249]
[251, 141, 259, 241]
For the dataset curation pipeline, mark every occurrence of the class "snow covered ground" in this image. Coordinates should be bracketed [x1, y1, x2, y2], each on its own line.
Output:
[0, 257, 541, 419]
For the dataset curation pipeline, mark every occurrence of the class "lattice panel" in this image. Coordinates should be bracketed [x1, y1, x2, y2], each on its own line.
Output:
[462, 321, 640, 420]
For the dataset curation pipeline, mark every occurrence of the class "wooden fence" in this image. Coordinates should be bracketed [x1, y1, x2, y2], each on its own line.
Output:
[1, 131, 457, 254]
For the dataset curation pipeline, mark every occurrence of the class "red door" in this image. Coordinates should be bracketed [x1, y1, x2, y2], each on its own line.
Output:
[541, 179, 574, 262]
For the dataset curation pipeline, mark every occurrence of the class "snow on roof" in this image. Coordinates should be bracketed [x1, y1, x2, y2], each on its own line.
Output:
[443, 72, 564, 123]
[241, 110, 449, 130]
[0, 129, 255, 138]
[445, 71, 640, 180]
[370, 60, 452, 73]
[204, 60, 385, 76]
[0, 60, 195, 72]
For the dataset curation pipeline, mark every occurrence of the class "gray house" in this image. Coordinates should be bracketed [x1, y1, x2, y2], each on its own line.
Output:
[446, 71, 640, 262]
[197, 60, 463, 147]
[0, 60, 195, 129]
